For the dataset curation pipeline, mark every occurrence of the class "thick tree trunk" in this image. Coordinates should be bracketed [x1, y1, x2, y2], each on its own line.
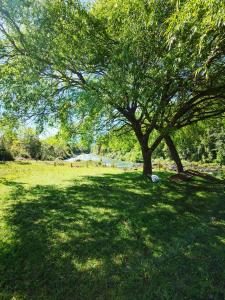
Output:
[133, 124, 164, 177]
[142, 148, 152, 176]
[138, 135, 164, 177]
[164, 135, 184, 173]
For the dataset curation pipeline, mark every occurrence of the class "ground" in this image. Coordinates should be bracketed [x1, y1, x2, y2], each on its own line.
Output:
[0, 161, 225, 300]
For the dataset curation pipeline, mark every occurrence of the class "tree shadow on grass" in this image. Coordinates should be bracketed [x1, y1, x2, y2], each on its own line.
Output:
[0, 172, 225, 300]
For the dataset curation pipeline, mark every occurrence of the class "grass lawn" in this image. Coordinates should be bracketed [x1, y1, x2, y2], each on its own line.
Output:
[0, 161, 225, 300]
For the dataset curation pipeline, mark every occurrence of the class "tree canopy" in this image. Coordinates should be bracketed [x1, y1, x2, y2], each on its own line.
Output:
[0, 0, 225, 175]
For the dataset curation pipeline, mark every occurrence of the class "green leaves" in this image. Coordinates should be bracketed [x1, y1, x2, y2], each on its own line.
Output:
[0, 0, 225, 170]
[167, 0, 225, 57]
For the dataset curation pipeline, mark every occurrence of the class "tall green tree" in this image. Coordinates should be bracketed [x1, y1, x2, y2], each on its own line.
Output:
[0, 0, 225, 175]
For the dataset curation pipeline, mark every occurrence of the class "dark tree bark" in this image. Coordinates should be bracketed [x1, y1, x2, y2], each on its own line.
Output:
[138, 133, 163, 176]
[134, 130, 153, 176]
[142, 148, 152, 176]
[164, 135, 184, 173]
[118, 108, 164, 177]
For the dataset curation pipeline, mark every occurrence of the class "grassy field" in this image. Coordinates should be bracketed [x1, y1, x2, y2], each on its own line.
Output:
[0, 161, 225, 300]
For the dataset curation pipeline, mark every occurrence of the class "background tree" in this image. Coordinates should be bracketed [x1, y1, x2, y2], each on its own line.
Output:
[174, 119, 225, 165]
[93, 129, 142, 162]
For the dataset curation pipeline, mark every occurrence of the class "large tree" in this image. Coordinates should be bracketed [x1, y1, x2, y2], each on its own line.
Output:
[0, 0, 225, 176]
[164, 0, 225, 171]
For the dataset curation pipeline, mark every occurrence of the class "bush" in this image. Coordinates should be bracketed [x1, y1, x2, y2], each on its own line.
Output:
[0, 147, 14, 161]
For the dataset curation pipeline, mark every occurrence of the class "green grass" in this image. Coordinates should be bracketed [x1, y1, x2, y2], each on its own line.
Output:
[0, 162, 225, 300]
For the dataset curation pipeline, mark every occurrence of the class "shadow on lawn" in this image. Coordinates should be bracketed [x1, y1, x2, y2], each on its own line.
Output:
[0, 173, 225, 300]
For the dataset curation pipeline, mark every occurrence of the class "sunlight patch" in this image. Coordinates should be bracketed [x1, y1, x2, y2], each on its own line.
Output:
[73, 258, 103, 271]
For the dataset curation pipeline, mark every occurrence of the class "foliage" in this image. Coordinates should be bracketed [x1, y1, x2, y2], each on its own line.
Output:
[0, 125, 73, 161]
[93, 119, 225, 165]
[0, 138, 14, 161]
[1, 0, 225, 174]
[167, 0, 225, 66]
[93, 129, 142, 161]
[41, 134, 70, 160]
[174, 118, 225, 164]
[0, 117, 224, 165]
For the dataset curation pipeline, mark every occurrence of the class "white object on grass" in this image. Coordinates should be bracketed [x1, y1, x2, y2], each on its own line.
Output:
[151, 175, 160, 183]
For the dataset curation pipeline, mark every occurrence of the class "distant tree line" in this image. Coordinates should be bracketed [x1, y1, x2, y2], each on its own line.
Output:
[0, 128, 92, 161]
[1, 118, 224, 165]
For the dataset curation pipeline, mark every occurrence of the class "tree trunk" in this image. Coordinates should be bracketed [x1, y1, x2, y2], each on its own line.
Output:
[142, 148, 152, 176]
[138, 134, 164, 177]
[133, 126, 163, 177]
[164, 135, 184, 173]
